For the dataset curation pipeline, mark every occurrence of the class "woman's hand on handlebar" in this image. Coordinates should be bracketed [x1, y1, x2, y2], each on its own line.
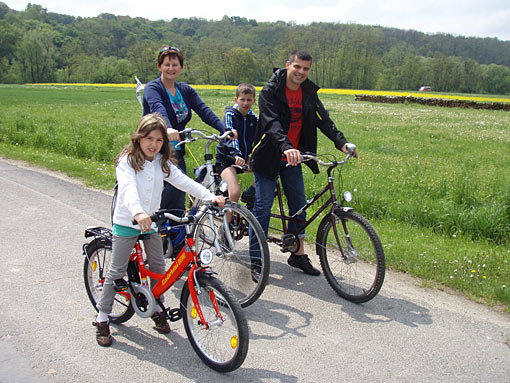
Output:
[134, 212, 153, 232]
[167, 128, 180, 142]
[212, 195, 226, 208]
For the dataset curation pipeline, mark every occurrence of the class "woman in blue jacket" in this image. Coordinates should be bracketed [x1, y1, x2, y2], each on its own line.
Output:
[142, 46, 234, 215]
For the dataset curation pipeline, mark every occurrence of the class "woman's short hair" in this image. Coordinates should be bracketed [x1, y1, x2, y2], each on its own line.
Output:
[158, 46, 184, 67]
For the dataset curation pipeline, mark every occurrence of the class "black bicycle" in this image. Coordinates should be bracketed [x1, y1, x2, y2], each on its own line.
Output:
[238, 144, 385, 303]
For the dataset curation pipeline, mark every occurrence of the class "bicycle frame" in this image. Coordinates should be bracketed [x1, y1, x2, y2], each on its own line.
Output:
[160, 201, 199, 250]
[119, 232, 220, 329]
[160, 128, 230, 255]
[254, 149, 361, 262]
[269, 171, 340, 240]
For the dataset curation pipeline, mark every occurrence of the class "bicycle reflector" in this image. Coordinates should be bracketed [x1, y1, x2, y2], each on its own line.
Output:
[200, 248, 214, 265]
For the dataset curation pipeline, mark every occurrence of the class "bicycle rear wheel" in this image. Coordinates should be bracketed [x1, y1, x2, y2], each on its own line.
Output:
[83, 238, 134, 324]
[316, 209, 385, 303]
[180, 274, 249, 372]
[194, 201, 270, 307]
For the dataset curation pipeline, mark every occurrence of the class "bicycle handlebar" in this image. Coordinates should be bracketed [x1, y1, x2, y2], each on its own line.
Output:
[131, 201, 220, 226]
[175, 128, 234, 148]
[226, 155, 251, 171]
[300, 143, 357, 167]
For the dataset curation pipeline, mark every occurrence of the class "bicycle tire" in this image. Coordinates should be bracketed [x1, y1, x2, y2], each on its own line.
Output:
[180, 274, 249, 372]
[83, 238, 135, 324]
[194, 201, 270, 307]
[316, 209, 385, 303]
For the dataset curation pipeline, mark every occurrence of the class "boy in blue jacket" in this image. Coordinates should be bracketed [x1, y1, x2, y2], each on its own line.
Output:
[215, 83, 258, 206]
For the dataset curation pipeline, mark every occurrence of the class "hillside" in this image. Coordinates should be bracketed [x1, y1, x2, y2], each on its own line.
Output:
[1, 2, 509, 94]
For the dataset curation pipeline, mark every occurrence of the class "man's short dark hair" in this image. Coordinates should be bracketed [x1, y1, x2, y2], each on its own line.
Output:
[289, 50, 312, 64]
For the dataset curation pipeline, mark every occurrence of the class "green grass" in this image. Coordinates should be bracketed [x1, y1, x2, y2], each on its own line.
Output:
[0, 84, 508, 311]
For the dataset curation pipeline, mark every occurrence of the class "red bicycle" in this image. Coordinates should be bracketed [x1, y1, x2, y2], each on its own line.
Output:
[82, 203, 249, 372]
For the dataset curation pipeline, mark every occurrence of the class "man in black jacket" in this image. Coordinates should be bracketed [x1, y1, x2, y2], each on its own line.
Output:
[251, 50, 358, 276]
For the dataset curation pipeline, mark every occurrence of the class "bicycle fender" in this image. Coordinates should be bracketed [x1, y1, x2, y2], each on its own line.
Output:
[316, 209, 351, 255]
[82, 237, 111, 258]
[196, 268, 216, 278]
[334, 207, 354, 214]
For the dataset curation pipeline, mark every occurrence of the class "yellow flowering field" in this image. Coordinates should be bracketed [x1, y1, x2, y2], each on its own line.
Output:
[3, 84, 509, 308]
[28, 82, 510, 104]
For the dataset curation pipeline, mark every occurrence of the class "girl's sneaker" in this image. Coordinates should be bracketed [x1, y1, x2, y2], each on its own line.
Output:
[93, 321, 113, 347]
[151, 312, 171, 334]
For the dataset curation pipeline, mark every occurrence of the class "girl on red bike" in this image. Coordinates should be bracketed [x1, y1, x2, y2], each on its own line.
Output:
[93, 113, 224, 347]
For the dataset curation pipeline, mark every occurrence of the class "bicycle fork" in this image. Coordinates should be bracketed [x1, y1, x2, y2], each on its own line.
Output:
[187, 267, 224, 330]
[331, 209, 359, 264]
[206, 209, 235, 257]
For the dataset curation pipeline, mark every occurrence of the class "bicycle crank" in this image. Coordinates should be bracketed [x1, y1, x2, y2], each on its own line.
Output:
[167, 308, 182, 322]
[129, 283, 156, 318]
[281, 233, 300, 253]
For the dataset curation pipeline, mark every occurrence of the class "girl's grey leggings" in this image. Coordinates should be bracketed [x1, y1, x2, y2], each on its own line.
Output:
[97, 232, 165, 314]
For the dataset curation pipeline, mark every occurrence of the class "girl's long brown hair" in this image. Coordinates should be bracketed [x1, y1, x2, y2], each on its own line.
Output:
[116, 113, 176, 176]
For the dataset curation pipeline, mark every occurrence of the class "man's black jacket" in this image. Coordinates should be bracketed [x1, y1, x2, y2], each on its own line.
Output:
[251, 68, 347, 181]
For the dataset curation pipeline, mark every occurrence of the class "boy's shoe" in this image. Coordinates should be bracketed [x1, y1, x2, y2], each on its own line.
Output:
[171, 239, 184, 258]
[251, 259, 262, 283]
[287, 254, 321, 276]
[151, 312, 171, 334]
[241, 187, 256, 207]
[93, 321, 113, 347]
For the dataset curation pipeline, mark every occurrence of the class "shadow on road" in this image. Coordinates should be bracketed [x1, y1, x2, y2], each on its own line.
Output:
[106, 322, 299, 382]
[248, 258, 432, 331]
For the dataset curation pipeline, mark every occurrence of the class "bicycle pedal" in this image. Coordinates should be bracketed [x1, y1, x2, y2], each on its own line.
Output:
[113, 278, 128, 292]
[167, 308, 182, 322]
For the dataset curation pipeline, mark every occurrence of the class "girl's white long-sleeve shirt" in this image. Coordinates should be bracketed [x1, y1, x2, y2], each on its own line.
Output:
[113, 153, 215, 228]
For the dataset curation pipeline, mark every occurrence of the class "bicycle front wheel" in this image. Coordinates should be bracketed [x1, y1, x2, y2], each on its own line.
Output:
[83, 238, 134, 324]
[180, 274, 249, 372]
[194, 201, 269, 307]
[316, 209, 385, 303]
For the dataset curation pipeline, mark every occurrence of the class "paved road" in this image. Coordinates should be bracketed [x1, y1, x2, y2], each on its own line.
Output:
[1, 157, 509, 383]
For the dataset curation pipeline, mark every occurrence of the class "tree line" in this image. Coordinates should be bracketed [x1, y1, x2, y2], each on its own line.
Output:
[1, 2, 510, 94]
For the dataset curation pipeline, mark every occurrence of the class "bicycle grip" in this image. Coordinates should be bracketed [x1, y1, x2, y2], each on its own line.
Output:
[131, 213, 160, 225]
[226, 155, 237, 166]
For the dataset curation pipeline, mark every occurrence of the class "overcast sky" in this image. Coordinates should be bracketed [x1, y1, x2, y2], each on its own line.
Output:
[5, 0, 510, 41]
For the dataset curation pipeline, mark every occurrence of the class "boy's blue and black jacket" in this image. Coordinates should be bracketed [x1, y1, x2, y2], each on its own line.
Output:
[215, 105, 258, 164]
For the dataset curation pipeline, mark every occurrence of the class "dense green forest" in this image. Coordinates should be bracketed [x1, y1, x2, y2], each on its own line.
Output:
[1, 2, 510, 94]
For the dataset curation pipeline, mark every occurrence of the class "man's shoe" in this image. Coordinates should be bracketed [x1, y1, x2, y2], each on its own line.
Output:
[287, 254, 321, 276]
[93, 321, 113, 347]
[151, 312, 171, 334]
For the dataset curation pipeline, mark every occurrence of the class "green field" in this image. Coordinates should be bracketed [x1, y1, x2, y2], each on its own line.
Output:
[1, 84, 509, 310]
